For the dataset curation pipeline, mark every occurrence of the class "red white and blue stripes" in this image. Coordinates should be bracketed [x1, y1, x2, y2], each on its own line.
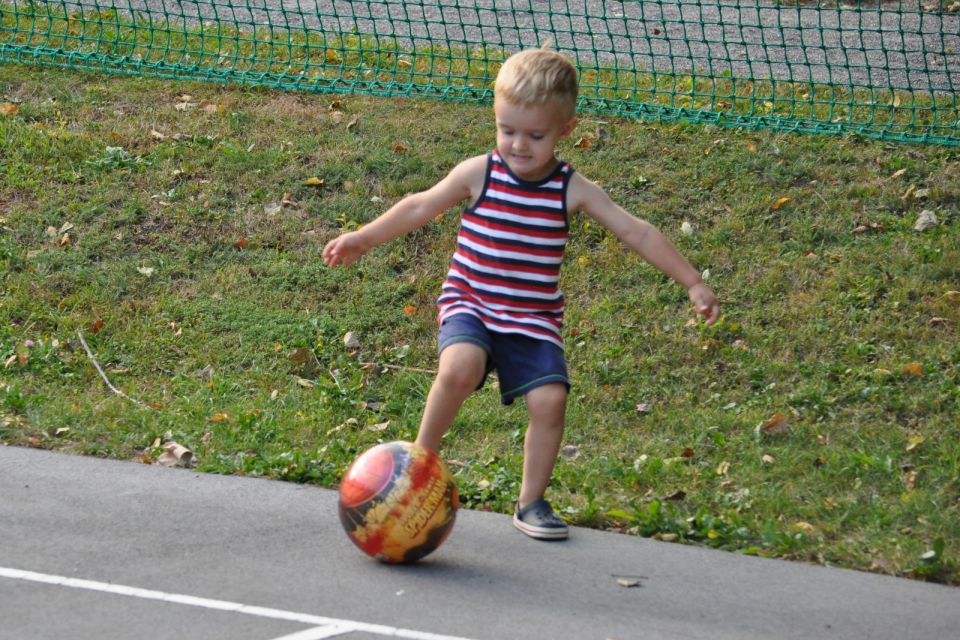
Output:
[438, 151, 573, 349]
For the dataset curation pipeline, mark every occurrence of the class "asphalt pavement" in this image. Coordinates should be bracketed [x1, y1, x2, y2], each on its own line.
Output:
[55, 0, 960, 91]
[2, 445, 958, 639]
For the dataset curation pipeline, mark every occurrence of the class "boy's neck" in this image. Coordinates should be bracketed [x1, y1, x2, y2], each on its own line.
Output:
[503, 154, 561, 182]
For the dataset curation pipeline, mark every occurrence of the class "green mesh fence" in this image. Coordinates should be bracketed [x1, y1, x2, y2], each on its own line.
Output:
[2, 0, 959, 145]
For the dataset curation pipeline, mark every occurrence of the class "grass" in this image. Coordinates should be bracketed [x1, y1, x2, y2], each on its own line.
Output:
[1, 62, 959, 584]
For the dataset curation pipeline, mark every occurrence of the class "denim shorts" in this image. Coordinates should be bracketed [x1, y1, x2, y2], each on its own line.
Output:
[437, 313, 569, 405]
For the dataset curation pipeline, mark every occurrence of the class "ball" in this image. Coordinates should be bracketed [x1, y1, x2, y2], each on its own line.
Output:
[338, 441, 458, 563]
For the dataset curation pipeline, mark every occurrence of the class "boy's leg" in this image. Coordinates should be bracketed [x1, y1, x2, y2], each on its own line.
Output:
[415, 342, 487, 452]
[518, 382, 568, 508]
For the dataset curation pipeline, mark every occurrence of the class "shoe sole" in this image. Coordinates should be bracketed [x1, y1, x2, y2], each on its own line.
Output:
[513, 514, 569, 540]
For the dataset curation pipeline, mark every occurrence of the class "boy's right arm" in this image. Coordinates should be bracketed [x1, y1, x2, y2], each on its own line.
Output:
[322, 155, 486, 267]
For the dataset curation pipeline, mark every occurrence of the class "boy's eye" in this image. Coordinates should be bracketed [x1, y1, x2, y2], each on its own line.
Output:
[531, 134, 544, 140]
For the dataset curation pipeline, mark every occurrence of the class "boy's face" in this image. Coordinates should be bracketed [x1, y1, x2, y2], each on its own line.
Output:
[494, 96, 577, 181]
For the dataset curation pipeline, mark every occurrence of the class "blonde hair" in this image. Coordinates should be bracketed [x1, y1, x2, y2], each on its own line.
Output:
[494, 49, 578, 119]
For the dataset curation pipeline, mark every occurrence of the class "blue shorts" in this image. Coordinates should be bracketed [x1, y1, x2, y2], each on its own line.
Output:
[437, 313, 569, 405]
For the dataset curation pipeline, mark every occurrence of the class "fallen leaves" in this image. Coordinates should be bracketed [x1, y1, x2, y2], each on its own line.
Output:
[770, 196, 790, 211]
[615, 577, 643, 588]
[343, 331, 361, 349]
[173, 95, 223, 114]
[0, 102, 19, 117]
[901, 362, 925, 378]
[853, 221, 884, 234]
[756, 413, 790, 437]
[560, 445, 581, 461]
[913, 210, 939, 232]
[156, 441, 194, 467]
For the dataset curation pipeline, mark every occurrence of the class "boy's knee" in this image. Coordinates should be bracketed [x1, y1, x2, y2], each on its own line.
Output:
[435, 342, 487, 395]
[526, 383, 568, 419]
[435, 367, 481, 396]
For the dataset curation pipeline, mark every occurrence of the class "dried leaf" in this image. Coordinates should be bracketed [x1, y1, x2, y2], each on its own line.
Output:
[393, 144, 408, 153]
[199, 100, 223, 114]
[680, 221, 694, 236]
[793, 521, 816, 535]
[770, 197, 790, 210]
[209, 412, 229, 423]
[0, 102, 20, 117]
[137, 266, 155, 277]
[296, 377, 315, 388]
[560, 445, 580, 461]
[88, 319, 104, 334]
[303, 176, 324, 186]
[573, 136, 592, 150]
[681, 447, 695, 458]
[234, 238, 248, 250]
[402, 304, 418, 316]
[889, 168, 907, 180]
[913, 210, 938, 231]
[635, 402, 652, 414]
[904, 470, 918, 491]
[346, 116, 359, 131]
[343, 331, 360, 349]
[156, 441, 194, 467]
[761, 454, 776, 465]
[902, 362, 925, 378]
[905, 434, 925, 451]
[289, 347, 312, 364]
[281, 192, 299, 208]
[150, 129, 167, 141]
[759, 413, 790, 435]
[368, 420, 391, 432]
[716, 460, 731, 476]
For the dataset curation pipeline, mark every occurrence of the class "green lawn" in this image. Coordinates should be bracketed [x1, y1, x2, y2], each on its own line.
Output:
[1, 63, 958, 583]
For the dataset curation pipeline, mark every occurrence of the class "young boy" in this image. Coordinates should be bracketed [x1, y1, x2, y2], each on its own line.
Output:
[323, 49, 719, 541]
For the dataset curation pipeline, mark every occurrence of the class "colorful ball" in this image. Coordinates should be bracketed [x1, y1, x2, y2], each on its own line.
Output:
[338, 441, 458, 563]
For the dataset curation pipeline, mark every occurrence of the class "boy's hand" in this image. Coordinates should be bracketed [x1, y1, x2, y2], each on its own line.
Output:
[323, 231, 372, 267]
[688, 282, 720, 326]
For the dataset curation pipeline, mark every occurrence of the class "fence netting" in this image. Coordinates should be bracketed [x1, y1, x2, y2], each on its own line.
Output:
[2, 1, 959, 144]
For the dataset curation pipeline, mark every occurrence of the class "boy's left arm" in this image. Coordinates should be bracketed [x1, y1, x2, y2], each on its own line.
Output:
[569, 174, 719, 325]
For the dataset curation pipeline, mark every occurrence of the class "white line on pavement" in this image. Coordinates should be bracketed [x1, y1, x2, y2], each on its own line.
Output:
[0, 566, 476, 640]
[268, 624, 357, 640]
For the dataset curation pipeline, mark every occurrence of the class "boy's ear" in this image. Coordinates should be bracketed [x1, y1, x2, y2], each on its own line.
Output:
[560, 117, 578, 138]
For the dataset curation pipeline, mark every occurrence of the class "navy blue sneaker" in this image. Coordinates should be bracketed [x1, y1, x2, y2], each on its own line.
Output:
[513, 499, 568, 540]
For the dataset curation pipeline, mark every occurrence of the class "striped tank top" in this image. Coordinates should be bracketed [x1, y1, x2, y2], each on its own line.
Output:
[437, 150, 574, 349]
